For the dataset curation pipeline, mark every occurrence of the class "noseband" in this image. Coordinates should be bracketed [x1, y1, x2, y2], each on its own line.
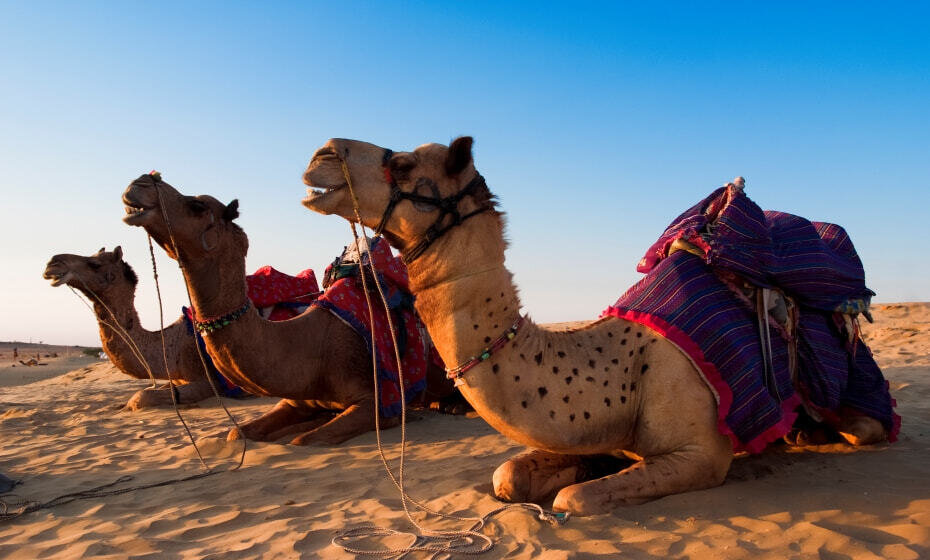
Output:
[375, 149, 492, 262]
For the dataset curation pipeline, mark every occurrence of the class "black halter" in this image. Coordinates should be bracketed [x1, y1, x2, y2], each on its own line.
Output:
[376, 149, 492, 262]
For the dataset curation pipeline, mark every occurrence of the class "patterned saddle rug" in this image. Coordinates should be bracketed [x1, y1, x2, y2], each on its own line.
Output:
[311, 236, 442, 418]
[603, 181, 899, 453]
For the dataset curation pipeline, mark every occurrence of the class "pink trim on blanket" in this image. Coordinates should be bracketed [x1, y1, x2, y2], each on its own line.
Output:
[602, 306, 801, 454]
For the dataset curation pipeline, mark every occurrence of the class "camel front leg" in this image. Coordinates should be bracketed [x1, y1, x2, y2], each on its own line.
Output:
[552, 444, 732, 516]
[289, 401, 397, 446]
[125, 381, 214, 410]
[493, 449, 588, 503]
[228, 399, 320, 442]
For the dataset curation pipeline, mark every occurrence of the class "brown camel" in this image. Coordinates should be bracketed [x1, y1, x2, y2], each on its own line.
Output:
[43, 247, 218, 409]
[121, 175, 459, 445]
[301, 136, 888, 515]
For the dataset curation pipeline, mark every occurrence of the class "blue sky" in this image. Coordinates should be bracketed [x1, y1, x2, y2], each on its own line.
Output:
[1, 2, 928, 346]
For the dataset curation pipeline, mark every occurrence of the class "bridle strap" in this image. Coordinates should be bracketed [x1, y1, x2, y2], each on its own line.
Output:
[376, 149, 492, 263]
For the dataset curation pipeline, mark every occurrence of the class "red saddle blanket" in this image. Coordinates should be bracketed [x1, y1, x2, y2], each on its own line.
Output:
[311, 237, 441, 418]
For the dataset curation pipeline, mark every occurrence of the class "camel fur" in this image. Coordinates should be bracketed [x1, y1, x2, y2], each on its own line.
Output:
[301, 136, 887, 515]
[121, 176, 460, 446]
[43, 247, 219, 409]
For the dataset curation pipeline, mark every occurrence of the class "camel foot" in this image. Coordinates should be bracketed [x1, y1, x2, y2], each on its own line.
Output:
[493, 450, 589, 503]
[429, 391, 473, 415]
[551, 447, 731, 516]
[125, 382, 214, 411]
[289, 403, 393, 446]
[228, 399, 321, 442]
[783, 427, 833, 446]
[838, 415, 887, 446]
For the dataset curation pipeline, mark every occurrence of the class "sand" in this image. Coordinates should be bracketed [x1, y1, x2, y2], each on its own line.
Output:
[1, 304, 928, 559]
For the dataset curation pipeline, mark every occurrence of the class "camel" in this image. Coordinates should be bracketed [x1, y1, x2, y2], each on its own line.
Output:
[301, 136, 890, 515]
[120, 174, 460, 446]
[43, 247, 218, 409]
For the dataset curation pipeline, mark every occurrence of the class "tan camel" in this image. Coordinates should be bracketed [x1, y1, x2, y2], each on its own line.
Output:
[301, 136, 888, 515]
[43, 247, 218, 409]
[121, 175, 459, 445]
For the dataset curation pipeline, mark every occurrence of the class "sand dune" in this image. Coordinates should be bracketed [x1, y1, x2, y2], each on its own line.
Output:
[1, 304, 929, 559]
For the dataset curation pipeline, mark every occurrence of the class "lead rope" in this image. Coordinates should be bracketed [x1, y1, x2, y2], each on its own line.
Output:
[150, 180, 247, 473]
[2, 229, 246, 522]
[331, 159, 566, 559]
[67, 283, 158, 387]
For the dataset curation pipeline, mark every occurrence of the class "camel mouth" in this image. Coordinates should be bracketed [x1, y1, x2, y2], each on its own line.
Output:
[43, 267, 72, 287]
[301, 148, 352, 213]
[301, 182, 348, 213]
[121, 194, 156, 226]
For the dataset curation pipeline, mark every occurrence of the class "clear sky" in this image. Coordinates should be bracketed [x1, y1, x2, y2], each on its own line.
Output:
[1, 2, 928, 346]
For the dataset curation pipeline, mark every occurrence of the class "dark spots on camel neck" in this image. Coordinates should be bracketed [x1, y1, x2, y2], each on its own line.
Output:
[557, 351, 566, 358]
[538, 387, 548, 397]
[492, 364, 499, 374]
[534, 352, 543, 365]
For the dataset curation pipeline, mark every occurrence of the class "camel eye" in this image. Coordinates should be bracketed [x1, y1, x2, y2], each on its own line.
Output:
[389, 154, 417, 180]
[87, 261, 102, 270]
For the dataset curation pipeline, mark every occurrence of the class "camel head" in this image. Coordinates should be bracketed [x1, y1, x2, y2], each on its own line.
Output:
[302, 137, 496, 259]
[43, 246, 138, 297]
[121, 173, 246, 263]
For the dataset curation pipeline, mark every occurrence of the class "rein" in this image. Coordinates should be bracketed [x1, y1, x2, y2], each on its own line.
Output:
[376, 148, 493, 262]
[330, 151, 567, 558]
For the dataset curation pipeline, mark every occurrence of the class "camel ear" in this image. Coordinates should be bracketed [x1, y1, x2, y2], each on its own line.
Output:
[112, 246, 123, 261]
[223, 199, 240, 221]
[445, 136, 473, 176]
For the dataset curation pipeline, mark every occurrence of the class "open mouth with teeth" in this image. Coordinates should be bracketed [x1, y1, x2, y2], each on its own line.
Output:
[301, 150, 350, 212]
[122, 197, 154, 226]
[302, 181, 347, 206]
[43, 266, 72, 287]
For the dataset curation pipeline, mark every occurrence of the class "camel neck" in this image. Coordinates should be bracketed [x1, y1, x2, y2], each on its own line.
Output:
[179, 250, 249, 320]
[90, 289, 172, 379]
[403, 217, 640, 454]
[406, 220, 523, 371]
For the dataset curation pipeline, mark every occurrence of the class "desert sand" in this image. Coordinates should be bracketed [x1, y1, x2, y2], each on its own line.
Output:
[1, 304, 929, 559]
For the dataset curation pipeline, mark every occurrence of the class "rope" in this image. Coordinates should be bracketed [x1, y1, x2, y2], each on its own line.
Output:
[2, 179, 254, 524]
[331, 157, 568, 558]
[0, 471, 219, 522]
[149, 180, 247, 473]
[67, 284, 158, 387]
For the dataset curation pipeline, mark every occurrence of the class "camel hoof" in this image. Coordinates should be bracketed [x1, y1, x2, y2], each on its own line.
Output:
[492, 460, 531, 503]
[783, 428, 831, 446]
[838, 416, 887, 446]
[552, 484, 611, 516]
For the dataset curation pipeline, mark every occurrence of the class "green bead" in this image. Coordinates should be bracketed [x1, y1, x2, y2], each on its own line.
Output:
[480, 352, 490, 361]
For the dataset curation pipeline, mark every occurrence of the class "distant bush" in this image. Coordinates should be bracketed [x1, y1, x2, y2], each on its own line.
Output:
[82, 347, 103, 357]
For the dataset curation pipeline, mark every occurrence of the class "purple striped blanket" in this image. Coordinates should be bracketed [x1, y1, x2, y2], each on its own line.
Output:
[603, 182, 899, 453]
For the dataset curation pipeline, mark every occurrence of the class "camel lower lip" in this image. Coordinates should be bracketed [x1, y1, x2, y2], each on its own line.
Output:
[123, 209, 152, 225]
[302, 184, 346, 205]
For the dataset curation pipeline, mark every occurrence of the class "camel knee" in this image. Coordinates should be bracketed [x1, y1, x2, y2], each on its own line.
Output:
[492, 460, 531, 503]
